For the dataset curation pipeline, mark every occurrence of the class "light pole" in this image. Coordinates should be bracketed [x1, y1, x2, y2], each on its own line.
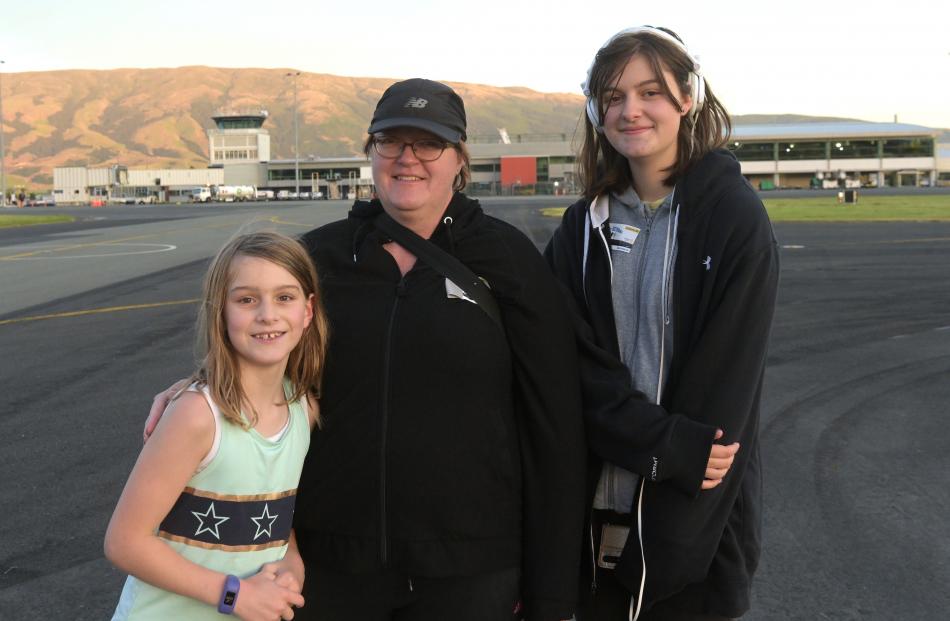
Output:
[0, 60, 6, 207]
[286, 71, 300, 197]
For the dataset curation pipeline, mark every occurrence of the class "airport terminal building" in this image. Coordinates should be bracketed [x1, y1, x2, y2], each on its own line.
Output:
[52, 111, 949, 203]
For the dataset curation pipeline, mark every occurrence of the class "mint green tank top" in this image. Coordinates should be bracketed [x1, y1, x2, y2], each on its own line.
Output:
[112, 380, 311, 620]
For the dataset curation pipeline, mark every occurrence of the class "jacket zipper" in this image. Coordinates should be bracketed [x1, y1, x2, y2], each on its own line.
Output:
[379, 278, 406, 566]
[589, 514, 598, 594]
[631, 194, 676, 621]
[628, 220, 652, 391]
[595, 221, 622, 507]
[602, 215, 652, 509]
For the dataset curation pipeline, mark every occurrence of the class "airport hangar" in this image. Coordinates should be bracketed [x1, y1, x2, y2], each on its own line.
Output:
[52, 109, 949, 204]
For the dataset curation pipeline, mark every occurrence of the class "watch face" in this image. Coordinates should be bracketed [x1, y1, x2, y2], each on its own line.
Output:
[224, 592, 236, 606]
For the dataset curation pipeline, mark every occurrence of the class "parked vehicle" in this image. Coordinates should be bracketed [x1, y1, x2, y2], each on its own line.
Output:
[214, 185, 256, 202]
[255, 189, 275, 200]
[27, 195, 56, 207]
[191, 187, 213, 202]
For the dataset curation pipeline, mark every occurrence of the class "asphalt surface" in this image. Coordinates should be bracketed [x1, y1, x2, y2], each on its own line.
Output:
[1, 197, 948, 619]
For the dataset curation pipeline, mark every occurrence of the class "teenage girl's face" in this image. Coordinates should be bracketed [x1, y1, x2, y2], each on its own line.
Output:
[601, 54, 691, 170]
[224, 255, 314, 373]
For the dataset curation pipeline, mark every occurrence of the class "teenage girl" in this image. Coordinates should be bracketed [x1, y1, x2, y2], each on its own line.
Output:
[105, 231, 329, 621]
[546, 27, 780, 620]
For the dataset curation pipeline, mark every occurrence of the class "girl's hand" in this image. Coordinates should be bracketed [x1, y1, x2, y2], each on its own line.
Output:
[261, 558, 304, 594]
[261, 530, 306, 594]
[701, 429, 740, 490]
[143, 379, 189, 442]
[233, 571, 305, 621]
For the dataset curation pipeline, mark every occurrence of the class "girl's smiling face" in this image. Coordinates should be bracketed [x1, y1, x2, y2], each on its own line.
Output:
[224, 254, 313, 372]
[601, 53, 691, 171]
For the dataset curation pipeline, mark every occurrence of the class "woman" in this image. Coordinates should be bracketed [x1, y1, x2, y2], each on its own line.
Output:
[545, 27, 779, 620]
[148, 79, 585, 621]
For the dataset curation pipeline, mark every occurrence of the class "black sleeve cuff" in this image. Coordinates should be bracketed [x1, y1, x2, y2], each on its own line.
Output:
[665, 415, 719, 497]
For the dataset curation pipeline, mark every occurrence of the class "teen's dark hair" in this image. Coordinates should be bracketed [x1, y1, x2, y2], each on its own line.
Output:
[579, 27, 731, 199]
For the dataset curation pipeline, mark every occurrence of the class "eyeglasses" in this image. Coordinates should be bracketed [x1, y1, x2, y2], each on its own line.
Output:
[371, 136, 450, 162]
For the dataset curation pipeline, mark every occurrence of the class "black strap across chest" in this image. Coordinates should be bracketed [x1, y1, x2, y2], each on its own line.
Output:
[374, 212, 503, 330]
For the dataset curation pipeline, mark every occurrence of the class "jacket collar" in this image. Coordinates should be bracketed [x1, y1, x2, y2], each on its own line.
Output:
[589, 194, 610, 228]
[348, 192, 484, 258]
[588, 149, 743, 228]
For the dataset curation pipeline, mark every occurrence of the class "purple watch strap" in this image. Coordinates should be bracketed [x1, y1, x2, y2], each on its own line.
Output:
[217, 574, 240, 614]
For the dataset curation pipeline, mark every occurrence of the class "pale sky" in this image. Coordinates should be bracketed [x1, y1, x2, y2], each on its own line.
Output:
[3, 0, 948, 128]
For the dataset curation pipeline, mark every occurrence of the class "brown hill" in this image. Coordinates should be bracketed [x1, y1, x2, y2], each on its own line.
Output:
[1, 66, 885, 192]
[0, 67, 586, 191]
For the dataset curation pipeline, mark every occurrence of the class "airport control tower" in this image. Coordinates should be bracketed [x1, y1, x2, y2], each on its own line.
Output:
[207, 108, 271, 165]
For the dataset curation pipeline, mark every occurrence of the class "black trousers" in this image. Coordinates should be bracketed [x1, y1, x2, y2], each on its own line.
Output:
[296, 564, 521, 621]
[576, 511, 735, 621]
[576, 567, 735, 621]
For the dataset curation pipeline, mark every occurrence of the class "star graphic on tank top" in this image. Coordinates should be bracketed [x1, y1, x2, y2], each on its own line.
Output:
[251, 503, 279, 540]
[192, 502, 230, 540]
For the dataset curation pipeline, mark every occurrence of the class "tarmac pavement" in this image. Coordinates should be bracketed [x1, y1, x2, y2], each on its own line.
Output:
[1, 198, 948, 619]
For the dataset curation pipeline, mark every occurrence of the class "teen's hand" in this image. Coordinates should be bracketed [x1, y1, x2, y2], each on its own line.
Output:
[234, 571, 305, 621]
[701, 429, 740, 490]
[143, 379, 189, 442]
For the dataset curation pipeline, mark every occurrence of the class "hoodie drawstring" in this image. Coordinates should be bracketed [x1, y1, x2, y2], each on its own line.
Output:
[442, 216, 456, 253]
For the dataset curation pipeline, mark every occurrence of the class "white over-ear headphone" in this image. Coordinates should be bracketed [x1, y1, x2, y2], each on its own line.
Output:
[581, 26, 705, 133]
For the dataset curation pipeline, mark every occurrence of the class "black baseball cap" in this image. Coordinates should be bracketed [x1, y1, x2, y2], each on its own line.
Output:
[367, 78, 467, 143]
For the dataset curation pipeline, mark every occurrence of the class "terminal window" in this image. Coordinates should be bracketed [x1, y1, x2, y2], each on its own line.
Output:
[830, 140, 878, 158]
[778, 142, 826, 160]
[472, 164, 500, 172]
[730, 142, 775, 162]
[882, 138, 933, 158]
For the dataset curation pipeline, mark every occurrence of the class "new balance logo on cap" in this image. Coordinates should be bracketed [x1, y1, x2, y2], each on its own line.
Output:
[367, 79, 467, 143]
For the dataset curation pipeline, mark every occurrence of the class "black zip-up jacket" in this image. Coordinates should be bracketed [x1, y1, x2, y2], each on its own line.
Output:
[544, 150, 779, 617]
[295, 193, 586, 621]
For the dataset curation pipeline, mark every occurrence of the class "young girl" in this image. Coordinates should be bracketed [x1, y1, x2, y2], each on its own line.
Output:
[105, 231, 329, 621]
[546, 27, 779, 620]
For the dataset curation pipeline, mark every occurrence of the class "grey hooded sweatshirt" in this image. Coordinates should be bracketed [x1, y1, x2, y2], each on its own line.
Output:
[593, 185, 678, 513]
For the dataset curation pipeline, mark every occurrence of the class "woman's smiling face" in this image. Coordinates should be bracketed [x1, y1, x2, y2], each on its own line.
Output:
[370, 127, 462, 223]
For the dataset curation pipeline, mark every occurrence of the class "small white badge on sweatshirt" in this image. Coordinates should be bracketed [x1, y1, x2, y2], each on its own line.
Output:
[608, 223, 640, 253]
[445, 278, 477, 304]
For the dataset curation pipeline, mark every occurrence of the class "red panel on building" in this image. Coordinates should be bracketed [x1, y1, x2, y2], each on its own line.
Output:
[500, 157, 537, 187]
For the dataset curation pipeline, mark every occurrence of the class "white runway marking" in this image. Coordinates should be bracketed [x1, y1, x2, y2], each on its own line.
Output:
[8, 242, 177, 260]
[782, 244, 805, 249]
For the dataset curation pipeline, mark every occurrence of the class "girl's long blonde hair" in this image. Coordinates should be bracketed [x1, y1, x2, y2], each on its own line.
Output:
[191, 231, 329, 428]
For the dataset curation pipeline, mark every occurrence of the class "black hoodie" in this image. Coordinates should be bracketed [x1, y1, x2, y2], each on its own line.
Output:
[545, 149, 779, 617]
[295, 193, 586, 621]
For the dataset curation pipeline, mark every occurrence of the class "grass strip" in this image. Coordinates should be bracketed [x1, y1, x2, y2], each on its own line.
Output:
[763, 194, 950, 221]
[0, 214, 75, 228]
[540, 195, 950, 222]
